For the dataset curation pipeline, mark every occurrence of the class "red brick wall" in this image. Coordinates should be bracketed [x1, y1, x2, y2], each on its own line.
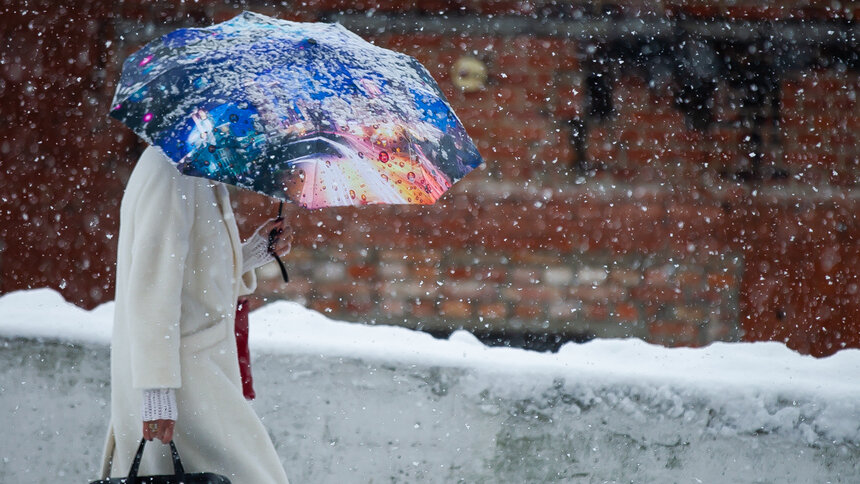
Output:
[1, 1, 856, 356]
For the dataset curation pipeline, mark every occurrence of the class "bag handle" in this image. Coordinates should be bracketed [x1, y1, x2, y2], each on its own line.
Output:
[169, 440, 185, 475]
[127, 438, 185, 481]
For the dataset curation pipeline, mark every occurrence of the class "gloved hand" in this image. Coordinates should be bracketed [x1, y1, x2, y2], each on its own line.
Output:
[242, 218, 293, 274]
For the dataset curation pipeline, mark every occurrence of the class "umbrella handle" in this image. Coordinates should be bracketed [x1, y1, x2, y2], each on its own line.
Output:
[269, 201, 288, 283]
[272, 253, 289, 283]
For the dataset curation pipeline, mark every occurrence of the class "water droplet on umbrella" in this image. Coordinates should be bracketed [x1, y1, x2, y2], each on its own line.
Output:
[378, 151, 389, 163]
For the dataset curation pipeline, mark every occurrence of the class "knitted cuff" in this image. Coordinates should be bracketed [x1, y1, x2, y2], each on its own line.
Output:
[142, 388, 178, 421]
[242, 230, 272, 274]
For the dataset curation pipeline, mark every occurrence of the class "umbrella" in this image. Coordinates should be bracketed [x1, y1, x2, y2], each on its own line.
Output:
[109, 11, 484, 210]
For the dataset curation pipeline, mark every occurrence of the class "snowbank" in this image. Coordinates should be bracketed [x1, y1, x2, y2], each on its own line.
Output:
[1, 288, 858, 483]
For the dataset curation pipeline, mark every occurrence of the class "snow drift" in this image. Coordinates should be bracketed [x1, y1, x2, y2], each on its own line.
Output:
[0, 288, 858, 483]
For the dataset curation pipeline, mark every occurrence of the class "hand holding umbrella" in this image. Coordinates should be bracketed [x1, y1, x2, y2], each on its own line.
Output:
[243, 201, 293, 282]
[265, 219, 293, 259]
[265, 202, 292, 282]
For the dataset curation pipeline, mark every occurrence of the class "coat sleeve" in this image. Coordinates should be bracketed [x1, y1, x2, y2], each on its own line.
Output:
[238, 265, 258, 297]
[236, 232, 258, 296]
[232, 208, 256, 297]
[124, 161, 197, 390]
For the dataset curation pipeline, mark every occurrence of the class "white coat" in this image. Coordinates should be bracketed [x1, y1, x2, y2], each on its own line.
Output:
[100, 146, 289, 484]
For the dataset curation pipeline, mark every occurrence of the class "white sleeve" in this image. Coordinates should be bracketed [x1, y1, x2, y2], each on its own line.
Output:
[241, 230, 273, 274]
[142, 388, 178, 421]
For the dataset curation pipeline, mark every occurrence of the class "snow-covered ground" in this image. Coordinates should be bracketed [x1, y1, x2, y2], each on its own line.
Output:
[1, 288, 858, 483]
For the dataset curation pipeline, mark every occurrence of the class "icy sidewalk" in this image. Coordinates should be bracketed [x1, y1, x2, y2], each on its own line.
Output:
[1, 288, 858, 483]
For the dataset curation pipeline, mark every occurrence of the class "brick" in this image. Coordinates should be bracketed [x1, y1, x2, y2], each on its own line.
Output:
[545, 299, 580, 320]
[368, 0, 417, 13]
[584, 302, 610, 321]
[439, 299, 473, 319]
[310, 298, 339, 315]
[343, 297, 374, 314]
[513, 303, 544, 320]
[676, 270, 704, 288]
[577, 266, 609, 285]
[630, 285, 684, 304]
[348, 264, 376, 279]
[544, 266, 574, 286]
[535, 141, 574, 166]
[267, 279, 311, 301]
[511, 267, 542, 285]
[409, 299, 437, 318]
[706, 273, 736, 291]
[644, 265, 674, 285]
[674, 306, 707, 323]
[502, 285, 563, 303]
[609, 268, 642, 287]
[380, 299, 407, 317]
[445, 265, 474, 280]
[526, 42, 561, 70]
[614, 302, 639, 322]
[568, 284, 624, 302]
[381, 280, 438, 299]
[379, 261, 408, 280]
[441, 280, 495, 300]
[478, 302, 508, 321]
[474, 266, 508, 283]
[648, 321, 700, 347]
[725, 5, 788, 20]
[314, 262, 347, 281]
[490, 142, 531, 164]
[413, 264, 441, 280]
[625, 148, 657, 165]
[665, 4, 717, 18]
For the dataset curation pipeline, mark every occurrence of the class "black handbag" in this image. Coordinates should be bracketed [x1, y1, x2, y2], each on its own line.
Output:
[91, 438, 231, 484]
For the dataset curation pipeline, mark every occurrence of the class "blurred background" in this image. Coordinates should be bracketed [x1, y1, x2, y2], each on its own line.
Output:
[1, 0, 856, 356]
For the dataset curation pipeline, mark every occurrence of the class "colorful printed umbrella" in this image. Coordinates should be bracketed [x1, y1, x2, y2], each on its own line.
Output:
[109, 11, 484, 209]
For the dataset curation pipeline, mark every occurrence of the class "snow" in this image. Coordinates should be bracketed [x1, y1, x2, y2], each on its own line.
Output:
[1, 288, 859, 482]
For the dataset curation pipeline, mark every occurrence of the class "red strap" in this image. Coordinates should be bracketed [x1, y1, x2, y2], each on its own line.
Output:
[235, 298, 255, 400]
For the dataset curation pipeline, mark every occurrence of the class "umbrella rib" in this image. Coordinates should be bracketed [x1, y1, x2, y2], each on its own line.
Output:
[309, 159, 322, 208]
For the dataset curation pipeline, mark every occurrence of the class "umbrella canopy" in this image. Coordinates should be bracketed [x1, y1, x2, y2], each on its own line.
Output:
[110, 11, 484, 209]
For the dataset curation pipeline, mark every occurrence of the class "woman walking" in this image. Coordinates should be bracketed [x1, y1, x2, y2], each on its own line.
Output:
[100, 145, 291, 484]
